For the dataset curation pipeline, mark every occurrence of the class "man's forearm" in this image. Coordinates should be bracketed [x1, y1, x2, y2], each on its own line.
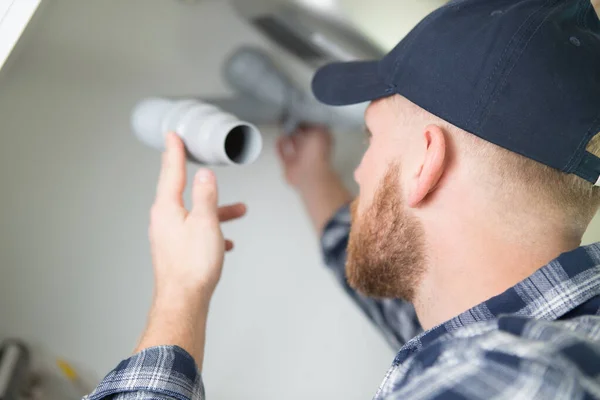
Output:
[86, 296, 209, 400]
[297, 169, 353, 234]
[135, 292, 210, 371]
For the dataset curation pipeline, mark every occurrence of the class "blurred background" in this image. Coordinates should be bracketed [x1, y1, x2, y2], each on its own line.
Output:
[0, 0, 598, 399]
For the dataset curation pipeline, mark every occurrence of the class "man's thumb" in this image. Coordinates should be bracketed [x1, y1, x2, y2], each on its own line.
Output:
[191, 169, 219, 220]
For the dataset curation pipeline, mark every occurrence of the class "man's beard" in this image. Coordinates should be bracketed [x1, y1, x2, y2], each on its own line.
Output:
[346, 164, 426, 301]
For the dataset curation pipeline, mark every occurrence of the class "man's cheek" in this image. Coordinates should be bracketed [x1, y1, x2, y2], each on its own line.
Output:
[357, 184, 375, 216]
[355, 146, 374, 185]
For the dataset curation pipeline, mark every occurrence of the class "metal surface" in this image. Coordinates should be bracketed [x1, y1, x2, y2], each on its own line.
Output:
[232, 0, 384, 68]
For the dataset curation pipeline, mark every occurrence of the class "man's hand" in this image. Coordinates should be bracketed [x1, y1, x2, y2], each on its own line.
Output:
[136, 132, 246, 368]
[277, 126, 334, 189]
[277, 126, 353, 233]
[149, 132, 246, 302]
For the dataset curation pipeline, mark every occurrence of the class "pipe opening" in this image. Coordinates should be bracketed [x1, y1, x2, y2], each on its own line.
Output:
[225, 124, 261, 164]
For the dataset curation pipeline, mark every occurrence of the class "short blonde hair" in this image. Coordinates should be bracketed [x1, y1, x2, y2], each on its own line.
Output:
[391, 95, 600, 233]
[457, 128, 600, 233]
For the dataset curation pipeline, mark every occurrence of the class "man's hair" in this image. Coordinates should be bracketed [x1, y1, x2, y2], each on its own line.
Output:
[455, 126, 600, 234]
[392, 95, 600, 234]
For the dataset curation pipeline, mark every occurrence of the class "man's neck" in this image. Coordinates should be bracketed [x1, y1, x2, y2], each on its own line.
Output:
[413, 206, 581, 331]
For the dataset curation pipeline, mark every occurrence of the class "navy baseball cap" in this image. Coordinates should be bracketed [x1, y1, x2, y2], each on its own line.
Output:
[312, 0, 600, 185]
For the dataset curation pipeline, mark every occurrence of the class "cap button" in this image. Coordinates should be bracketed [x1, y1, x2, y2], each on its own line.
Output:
[570, 36, 581, 47]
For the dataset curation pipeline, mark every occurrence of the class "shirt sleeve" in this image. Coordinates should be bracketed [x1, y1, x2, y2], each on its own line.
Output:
[84, 346, 204, 400]
[321, 204, 422, 349]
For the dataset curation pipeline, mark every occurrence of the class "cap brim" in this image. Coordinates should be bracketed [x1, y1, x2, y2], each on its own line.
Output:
[311, 60, 392, 106]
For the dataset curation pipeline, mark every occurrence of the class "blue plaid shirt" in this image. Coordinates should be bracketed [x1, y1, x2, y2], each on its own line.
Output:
[86, 205, 600, 400]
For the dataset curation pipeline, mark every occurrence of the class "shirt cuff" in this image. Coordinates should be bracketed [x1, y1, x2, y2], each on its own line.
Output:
[84, 346, 204, 400]
[321, 203, 351, 263]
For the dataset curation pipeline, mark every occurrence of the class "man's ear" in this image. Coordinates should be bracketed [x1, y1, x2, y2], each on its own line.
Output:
[407, 124, 447, 207]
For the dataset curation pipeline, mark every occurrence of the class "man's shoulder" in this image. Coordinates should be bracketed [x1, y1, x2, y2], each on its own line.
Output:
[441, 315, 600, 369]
[451, 313, 600, 339]
[383, 316, 600, 400]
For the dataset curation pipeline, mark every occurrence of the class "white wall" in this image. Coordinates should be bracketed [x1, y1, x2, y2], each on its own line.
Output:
[0, 1, 391, 399]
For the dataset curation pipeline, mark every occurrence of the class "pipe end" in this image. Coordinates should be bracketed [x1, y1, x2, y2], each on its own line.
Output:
[224, 123, 263, 165]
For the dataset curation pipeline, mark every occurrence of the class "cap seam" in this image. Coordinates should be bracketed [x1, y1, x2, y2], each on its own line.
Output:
[582, 0, 599, 30]
[474, 0, 564, 132]
[465, 0, 554, 130]
[577, 0, 593, 30]
[577, 0, 585, 27]
[583, 0, 593, 29]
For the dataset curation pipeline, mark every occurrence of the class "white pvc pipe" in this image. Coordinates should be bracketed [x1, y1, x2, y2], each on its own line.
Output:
[131, 98, 263, 166]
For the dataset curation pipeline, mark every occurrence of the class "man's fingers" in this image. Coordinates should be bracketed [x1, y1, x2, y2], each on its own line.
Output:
[191, 169, 219, 221]
[156, 133, 187, 208]
[218, 203, 247, 222]
[276, 137, 288, 162]
[225, 240, 234, 252]
[277, 136, 296, 163]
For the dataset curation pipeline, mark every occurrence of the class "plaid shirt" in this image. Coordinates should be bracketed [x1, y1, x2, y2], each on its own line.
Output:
[86, 205, 600, 400]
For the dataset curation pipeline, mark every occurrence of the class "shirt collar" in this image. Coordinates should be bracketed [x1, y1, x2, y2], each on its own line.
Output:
[395, 242, 600, 364]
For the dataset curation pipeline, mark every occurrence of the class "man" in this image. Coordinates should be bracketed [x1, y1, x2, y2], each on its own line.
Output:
[86, 0, 600, 399]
